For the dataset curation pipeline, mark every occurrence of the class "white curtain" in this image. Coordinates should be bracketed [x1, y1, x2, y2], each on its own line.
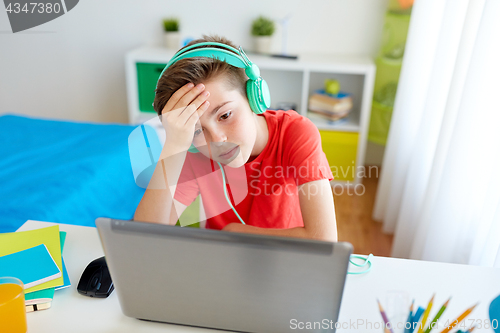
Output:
[373, 0, 500, 267]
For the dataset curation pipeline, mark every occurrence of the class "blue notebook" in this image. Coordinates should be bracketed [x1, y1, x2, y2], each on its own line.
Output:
[25, 231, 70, 305]
[0, 244, 61, 289]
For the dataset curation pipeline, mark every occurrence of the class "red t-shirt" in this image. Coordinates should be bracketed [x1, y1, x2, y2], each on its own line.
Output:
[173, 110, 333, 230]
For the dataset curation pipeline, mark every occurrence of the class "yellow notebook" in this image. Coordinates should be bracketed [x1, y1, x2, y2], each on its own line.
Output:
[0, 226, 63, 292]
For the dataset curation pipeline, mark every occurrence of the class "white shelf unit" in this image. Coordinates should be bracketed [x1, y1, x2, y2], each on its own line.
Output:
[125, 47, 375, 185]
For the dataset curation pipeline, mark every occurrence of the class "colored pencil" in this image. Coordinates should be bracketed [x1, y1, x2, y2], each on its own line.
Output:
[418, 294, 435, 333]
[465, 325, 476, 333]
[424, 297, 451, 333]
[411, 307, 425, 333]
[404, 300, 415, 333]
[377, 299, 395, 333]
[439, 303, 478, 333]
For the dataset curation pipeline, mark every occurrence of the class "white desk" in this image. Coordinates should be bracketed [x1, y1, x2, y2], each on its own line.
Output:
[18, 221, 500, 333]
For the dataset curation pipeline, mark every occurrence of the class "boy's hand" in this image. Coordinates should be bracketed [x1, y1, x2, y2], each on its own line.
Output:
[160, 83, 210, 154]
[222, 223, 240, 232]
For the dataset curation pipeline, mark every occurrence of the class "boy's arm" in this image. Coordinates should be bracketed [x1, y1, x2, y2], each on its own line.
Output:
[133, 148, 188, 225]
[222, 179, 338, 242]
[135, 81, 209, 225]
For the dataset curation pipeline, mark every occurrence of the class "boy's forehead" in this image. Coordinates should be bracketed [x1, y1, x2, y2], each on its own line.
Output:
[203, 77, 234, 92]
[196, 79, 247, 123]
[202, 85, 242, 112]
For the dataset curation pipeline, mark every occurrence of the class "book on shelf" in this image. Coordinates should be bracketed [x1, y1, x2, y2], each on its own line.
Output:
[308, 89, 353, 115]
[308, 108, 350, 121]
[308, 89, 353, 122]
[307, 111, 350, 126]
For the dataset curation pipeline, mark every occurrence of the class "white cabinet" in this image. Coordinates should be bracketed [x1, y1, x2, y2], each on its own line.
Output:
[125, 47, 375, 185]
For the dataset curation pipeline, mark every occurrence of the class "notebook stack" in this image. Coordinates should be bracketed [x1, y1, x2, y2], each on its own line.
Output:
[0, 225, 71, 312]
[308, 89, 353, 122]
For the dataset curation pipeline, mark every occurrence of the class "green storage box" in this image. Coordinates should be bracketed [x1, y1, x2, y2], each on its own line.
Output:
[368, 101, 393, 145]
[373, 56, 402, 107]
[368, 11, 410, 146]
[137, 62, 167, 113]
[381, 12, 411, 58]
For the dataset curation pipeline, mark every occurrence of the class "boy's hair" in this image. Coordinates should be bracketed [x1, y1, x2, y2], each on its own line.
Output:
[153, 34, 248, 115]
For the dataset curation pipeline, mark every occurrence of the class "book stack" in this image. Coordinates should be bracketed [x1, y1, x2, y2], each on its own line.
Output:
[0, 225, 71, 312]
[308, 89, 353, 122]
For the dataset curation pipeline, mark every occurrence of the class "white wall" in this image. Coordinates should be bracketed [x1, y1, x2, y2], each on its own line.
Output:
[0, 0, 388, 123]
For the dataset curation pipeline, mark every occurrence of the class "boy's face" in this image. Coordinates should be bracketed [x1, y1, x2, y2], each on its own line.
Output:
[192, 77, 257, 168]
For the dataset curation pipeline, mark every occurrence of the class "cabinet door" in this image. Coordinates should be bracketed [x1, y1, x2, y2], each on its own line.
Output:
[319, 131, 358, 181]
[137, 63, 167, 113]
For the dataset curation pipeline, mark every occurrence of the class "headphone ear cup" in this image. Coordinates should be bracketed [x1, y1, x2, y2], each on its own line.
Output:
[246, 80, 260, 114]
[260, 79, 271, 110]
[246, 79, 271, 115]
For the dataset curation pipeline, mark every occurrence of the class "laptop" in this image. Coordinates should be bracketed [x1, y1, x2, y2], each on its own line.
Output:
[95, 218, 353, 333]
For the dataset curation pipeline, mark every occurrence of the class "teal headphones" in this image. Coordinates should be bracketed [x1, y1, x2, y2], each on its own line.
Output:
[155, 41, 271, 153]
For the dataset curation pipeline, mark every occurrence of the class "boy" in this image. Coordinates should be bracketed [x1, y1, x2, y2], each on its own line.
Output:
[134, 35, 337, 242]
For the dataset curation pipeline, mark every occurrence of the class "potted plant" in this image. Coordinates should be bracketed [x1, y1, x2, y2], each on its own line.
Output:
[163, 18, 180, 50]
[251, 16, 275, 54]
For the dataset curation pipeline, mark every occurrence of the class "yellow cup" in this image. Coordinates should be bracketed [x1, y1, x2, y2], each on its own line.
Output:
[0, 277, 27, 333]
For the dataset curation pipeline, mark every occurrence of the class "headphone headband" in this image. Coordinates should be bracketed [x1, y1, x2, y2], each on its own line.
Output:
[168, 42, 241, 64]
[155, 41, 271, 125]
[159, 42, 251, 80]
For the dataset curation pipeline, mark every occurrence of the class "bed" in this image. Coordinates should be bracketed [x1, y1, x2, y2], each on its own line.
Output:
[0, 114, 146, 233]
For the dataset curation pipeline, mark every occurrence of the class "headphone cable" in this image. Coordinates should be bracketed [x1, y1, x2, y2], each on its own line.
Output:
[218, 162, 246, 225]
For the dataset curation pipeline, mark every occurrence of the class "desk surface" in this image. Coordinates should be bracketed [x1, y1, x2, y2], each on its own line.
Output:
[18, 221, 500, 333]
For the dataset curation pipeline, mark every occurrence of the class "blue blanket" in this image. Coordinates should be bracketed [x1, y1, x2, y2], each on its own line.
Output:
[0, 115, 146, 233]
